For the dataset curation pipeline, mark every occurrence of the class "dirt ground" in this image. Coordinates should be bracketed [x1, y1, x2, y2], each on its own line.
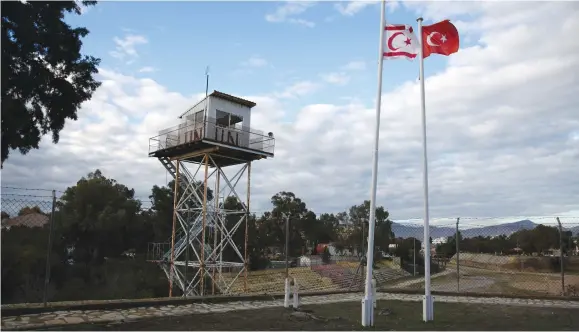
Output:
[44, 300, 579, 331]
[402, 267, 579, 297]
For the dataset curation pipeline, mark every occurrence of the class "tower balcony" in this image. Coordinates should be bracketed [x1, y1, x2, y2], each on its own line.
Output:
[148, 117, 275, 166]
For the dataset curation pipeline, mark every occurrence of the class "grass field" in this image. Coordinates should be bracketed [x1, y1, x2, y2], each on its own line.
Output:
[48, 300, 579, 331]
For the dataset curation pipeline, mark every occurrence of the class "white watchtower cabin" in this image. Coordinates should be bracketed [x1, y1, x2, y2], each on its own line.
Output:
[147, 90, 275, 298]
[150, 90, 274, 165]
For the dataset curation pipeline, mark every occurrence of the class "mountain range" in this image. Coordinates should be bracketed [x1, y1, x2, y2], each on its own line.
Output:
[391, 219, 579, 240]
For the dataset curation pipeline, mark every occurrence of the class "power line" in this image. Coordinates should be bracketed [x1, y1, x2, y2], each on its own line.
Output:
[1, 186, 64, 193]
[0, 193, 54, 198]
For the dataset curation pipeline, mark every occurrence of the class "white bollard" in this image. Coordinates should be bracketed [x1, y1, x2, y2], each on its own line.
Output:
[284, 278, 291, 308]
[422, 295, 434, 321]
[372, 278, 377, 309]
[292, 277, 299, 308]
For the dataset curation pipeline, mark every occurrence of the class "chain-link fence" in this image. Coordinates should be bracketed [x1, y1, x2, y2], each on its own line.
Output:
[2, 187, 579, 305]
[379, 220, 579, 298]
[183, 218, 579, 299]
[1, 191, 57, 306]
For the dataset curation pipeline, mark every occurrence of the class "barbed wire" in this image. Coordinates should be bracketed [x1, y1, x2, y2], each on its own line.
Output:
[2, 186, 578, 226]
[1, 193, 55, 199]
[1, 186, 65, 193]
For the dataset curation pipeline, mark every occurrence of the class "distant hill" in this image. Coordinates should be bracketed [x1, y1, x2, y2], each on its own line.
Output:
[391, 219, 578, 240]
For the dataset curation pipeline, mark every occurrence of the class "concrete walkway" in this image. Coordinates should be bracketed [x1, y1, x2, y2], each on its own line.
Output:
[389, 269, 454, 288]
[2, 292, 579, 330]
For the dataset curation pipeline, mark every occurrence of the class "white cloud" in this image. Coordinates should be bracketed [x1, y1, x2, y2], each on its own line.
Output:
[242, 56, 269, 68]
[275, 80, 321, 99]
[335, 1, 376, 16]
[342, 61, 366, 71]
[321, 72, 350, 85]
[138, 66, 157, 73]
[109, 34, 148, 64]
[334, 1, 398, 16]
[265, 1, 316, 27]
[3, 2, 579, 225]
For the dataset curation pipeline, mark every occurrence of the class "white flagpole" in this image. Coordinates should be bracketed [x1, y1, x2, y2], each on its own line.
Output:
[361, 0, 386, 327]
[416, 17, 434, 322]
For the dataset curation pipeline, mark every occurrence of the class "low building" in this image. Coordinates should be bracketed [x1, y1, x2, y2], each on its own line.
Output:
[1, 213, 49, 230]
[298, 255, 323, 267]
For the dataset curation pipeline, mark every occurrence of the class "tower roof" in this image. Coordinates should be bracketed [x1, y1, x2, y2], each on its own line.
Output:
[210, 90, 256, 108]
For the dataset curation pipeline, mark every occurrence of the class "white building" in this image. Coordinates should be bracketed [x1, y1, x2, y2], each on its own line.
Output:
[155, 90, 271, 153]
[298, 255, 322, 267]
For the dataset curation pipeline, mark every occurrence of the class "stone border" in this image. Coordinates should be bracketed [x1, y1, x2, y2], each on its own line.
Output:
[3, 288, 578, 318]
[4, 292, 579, 331]
[0, 289, 360, 317]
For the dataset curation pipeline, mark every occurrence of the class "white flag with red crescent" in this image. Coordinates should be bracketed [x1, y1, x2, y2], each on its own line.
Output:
[383, 24, 419, 60]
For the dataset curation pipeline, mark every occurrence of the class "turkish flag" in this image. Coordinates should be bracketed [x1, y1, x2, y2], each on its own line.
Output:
[422, 20, 459, 58]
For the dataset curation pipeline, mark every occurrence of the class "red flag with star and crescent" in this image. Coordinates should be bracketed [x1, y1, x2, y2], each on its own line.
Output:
[383, 24, 420, 60]
[421, 20, 459, 58]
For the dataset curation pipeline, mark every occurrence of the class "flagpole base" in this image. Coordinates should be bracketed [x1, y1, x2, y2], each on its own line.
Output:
[361, 296, 374, 327]
[422, 295, 434, 322]
[284, 278, 290, 308]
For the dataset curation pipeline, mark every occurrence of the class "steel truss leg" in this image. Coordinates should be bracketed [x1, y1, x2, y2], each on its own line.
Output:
[163, 153, 251, 297]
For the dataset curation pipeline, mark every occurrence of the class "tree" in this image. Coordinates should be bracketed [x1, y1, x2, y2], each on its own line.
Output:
[146, 177, 213, 243]
[346, 200, 393, 252]
[395, 237, 422, 263]
[436, 231, 462, 258]
[1, 225, 59, 303]
[268, 191, 313, 257]
[312, 213, 338, 244]
[18, 206, 44, 216]
[57, 169, 143, 265]
[1, 1, 101, 166]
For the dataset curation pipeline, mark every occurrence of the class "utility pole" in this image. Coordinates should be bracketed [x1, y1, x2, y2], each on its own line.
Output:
[43, 190, 57, 307]
[556, 217, 564, 295]
[285, 213, 290, 278]
[413, 238, 416, 276]
[456, 217, 460, 292]
[284, 213, 291, 308]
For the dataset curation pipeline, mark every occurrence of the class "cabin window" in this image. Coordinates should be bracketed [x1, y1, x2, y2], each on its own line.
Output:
[194, 110, 204, 123]
[216, 110, 243, 128]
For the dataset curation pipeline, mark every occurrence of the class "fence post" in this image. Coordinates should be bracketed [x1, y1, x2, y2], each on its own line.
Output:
[456, 217, 460, 292]
[371, 278, 376, 308]
[43, 190, 57, 307]
[556, 217, 564, 295]
[284, 213, 291, 308]
[413, 238, 416, 276]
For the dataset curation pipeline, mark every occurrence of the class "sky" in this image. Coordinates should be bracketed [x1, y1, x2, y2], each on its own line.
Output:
[2, 1, 579, 227]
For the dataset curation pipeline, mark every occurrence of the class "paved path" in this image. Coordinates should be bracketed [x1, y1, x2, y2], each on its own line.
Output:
[2, 293, 579, 330]
[389, 269, 454, 288]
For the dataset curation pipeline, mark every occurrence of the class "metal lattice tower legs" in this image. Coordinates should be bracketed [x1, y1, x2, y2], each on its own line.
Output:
[160, 153, 251, 297]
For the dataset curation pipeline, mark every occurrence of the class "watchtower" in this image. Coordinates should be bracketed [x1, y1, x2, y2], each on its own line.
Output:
[147, 91, 275, 297]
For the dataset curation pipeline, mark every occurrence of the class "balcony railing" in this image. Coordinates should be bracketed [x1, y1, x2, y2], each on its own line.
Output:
[149, 117, 275, 156]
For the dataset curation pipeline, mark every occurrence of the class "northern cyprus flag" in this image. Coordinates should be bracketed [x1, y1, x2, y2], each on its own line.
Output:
[383, 24, 419, 60]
